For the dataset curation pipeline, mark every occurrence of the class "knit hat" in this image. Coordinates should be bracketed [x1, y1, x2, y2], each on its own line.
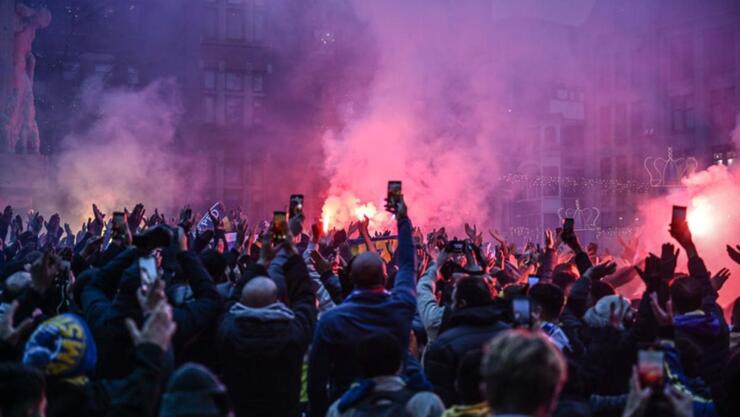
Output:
[22, 314, 97, 381]
[583, 295, 631, 329]
[160, 363, 229, 417]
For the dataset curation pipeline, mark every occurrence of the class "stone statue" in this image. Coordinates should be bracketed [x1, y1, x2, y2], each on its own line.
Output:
[0, 1, 50, 153]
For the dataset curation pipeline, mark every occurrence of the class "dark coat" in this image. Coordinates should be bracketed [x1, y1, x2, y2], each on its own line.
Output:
[423, 301, 510, 406]
[217, 254, 317, 417]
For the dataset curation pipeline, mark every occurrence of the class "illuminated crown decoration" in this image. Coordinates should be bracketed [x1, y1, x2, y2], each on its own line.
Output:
[644, 147, 697, 187]
[558, 199, 600, 231]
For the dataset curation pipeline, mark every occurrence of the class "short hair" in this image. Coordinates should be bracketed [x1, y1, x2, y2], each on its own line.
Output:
[454, 276, 493, 309]
[350, 252, 385, 289]
[670, 276, 703, 314]
[456, 350, 484, 405]
[0, 363, 45, 417]
[481, 330, 566, 415]
[590, 280, 615, 304]
[552, 270, 577, 291]
[357, 332, 403, 378]
[201, 249, 227, 282]
[529, 283, 565, 319]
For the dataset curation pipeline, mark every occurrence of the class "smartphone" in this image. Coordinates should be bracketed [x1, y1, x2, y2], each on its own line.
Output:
[271, 211, 287, 243]
[386, 181, 402, 213]
[512, 296, 532, 327]
[138, 256, 157, 291]
[637, 350, 664, 389]
[113, 211, 125, 228]
[672, 205, 687, 224]
[289, 194, 304, 219]
[528, 275, 540, 286]
[446, 239, 465, 254]
[563, 218, 574, 234]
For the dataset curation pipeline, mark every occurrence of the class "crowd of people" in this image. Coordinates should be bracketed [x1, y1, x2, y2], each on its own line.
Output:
[0, 196, 738, 417]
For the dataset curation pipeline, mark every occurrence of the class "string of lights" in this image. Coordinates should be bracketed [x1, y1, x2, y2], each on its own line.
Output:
[499, 174, 652, 193]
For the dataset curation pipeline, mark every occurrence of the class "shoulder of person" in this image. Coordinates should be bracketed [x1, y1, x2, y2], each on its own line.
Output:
[406, 390, 445, 416]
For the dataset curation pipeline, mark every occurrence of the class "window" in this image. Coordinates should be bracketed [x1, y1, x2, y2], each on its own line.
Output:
[252, 97, 263, 126]
[225, 71, 244, 91]
[670, 95, 695, 133]
[600, 157, 612, 179]
[614, 103, 627, 141]
[544, 127, 557, 145]
[542, 167, 559, 197]
[226, 9, 243, 40]
[705, 26, 735, 75]
[709, 87, 735, 138]
[204, 95, 217, 123]
[630, 101, 644, 138]
[254, 13, 265, 41]
[615, 156, 627, 179]
[252, 73, 264, 92]
[225, 97, 244, 125]
[204, 70, 216, 90]
[599, 106, 611, 142]
[614, 52, 627, 88]
[205, 8, 218, 39]
[668, 35, 694, 81]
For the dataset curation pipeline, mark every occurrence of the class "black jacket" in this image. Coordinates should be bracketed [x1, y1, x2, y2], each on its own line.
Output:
[423, 300, 510, 406]
[217, 254, 317, 417]
[45, 343, 165, 417]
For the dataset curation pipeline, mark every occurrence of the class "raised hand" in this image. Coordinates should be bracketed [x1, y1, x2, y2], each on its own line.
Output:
[669, 220, 696, 257]
[635, 254, 661, 292]
[136, 277, 165, 317]
[90, 204, 105, 236]
[585, 260, 618, 280]
[711, 268, 731, 292]
[0, 301, 34, 346]
[310, 250, 332, 275]
[28, 211, 43, 236]
[622, 367, 651, 417]
[649, 292, 674, 327]
[125, 300, 176, 351]
[126, 203, 145, 232]
[658, 243, 680, 280]
[544, 229, 555, 250]
[727, 244, 740, 265]
[310, 220, 323, 244]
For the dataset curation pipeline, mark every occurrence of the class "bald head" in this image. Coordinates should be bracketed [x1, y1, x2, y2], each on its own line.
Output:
[241, 276, 278, 308]
[350, 252, 386, 289]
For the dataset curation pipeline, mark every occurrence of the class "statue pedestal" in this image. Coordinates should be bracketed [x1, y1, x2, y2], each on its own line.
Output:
[0, 153, 49, 211]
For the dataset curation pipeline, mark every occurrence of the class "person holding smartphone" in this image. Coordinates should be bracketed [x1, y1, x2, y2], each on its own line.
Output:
[308, 191, 421, 417]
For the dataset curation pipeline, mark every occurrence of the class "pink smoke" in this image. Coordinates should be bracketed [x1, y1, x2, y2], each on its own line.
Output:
[637, 164, 740, 308]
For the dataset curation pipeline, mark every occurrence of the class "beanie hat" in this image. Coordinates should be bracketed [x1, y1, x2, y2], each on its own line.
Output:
[160, 363, 229, 417]
[23, 314, 97, 381]
[583, 295, 630, 329]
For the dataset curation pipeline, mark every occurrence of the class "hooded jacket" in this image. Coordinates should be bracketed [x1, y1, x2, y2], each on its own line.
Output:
[217, 253, 316, 417]
[423, 300, 510, 406]
[307, 217, 418, 417]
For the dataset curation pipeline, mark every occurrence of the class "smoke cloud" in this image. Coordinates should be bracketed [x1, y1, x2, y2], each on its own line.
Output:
[320, 0, 523, 232]
[53, 78, 204, 221]
[637, 164, 740, 309]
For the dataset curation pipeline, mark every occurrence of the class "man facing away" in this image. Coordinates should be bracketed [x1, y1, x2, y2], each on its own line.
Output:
[481, 329, 567, 417]
[308, 196, 419, 417]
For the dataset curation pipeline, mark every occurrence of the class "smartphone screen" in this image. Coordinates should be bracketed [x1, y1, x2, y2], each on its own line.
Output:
[528, 275, 540, 286]
[386, 181, 402, 213]
[637, 350, 664, 389]
[139, 256, 157, 290]
[563, 218, 574, 234]
[289, 194, 304, 219]
[113, 211, 125, 227]
[512, 297, 532, 327]
[272, 211, 287, 242]
[672, 205, 687, 224]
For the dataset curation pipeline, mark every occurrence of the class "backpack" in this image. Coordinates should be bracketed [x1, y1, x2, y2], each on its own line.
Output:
[350, 388, 417, 417]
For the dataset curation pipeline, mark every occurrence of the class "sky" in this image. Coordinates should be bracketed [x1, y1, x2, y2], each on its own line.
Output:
[490, 0, 595, 25]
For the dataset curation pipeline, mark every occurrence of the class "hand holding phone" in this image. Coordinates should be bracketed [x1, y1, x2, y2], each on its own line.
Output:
[271, 211, 287, 243]
[527, 275, 540, 287]
[139, 256, 157, 291]
[512, 296, 532, 327]
[385, 181, 402, 213]
[637, 350, 664, 389]
[289, 194, 304, 219]
[671, 205, 687, 225]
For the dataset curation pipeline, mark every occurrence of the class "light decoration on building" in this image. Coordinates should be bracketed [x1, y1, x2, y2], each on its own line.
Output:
[499, 174, 650, 193]
[558, 199, 601, 232]
[644, 147, 697, 188]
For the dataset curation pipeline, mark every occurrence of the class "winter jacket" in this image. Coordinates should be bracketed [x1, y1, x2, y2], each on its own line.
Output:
[217, 253, 317, 417]
[45, 343, 165, 417]
[308, 217, 417, 417]
[424, 301, 510, 406]
[417, 260, 445, 344]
